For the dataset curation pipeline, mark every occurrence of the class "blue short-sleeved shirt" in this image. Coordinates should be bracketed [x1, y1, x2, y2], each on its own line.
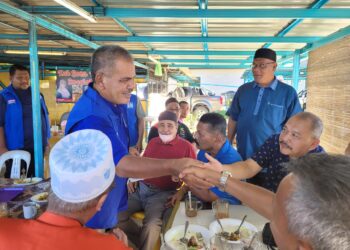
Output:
[197, 139, 242, 204]
[69, 101, 129, 229]
[251, 134, 325, 192]
[226, 78, 302, 160]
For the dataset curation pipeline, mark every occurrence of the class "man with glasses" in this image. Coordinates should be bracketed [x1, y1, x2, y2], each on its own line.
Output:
[147, 97, 195, 143]
[226, 48, 302, 184]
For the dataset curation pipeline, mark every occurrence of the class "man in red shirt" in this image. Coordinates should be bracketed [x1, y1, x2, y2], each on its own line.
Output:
[118, 111, 196, 250]
[0, 130, 131, 250]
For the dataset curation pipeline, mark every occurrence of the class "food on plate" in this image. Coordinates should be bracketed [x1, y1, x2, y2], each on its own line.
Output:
[14, 179, 32, 184]
[228, 232, 240, 241]
[218, 226, 251, 242]
[37, 193, 48, 201]
[187, 233, 204, 249]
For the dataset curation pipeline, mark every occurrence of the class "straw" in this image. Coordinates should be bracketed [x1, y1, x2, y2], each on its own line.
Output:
[188, 191, 192, 210]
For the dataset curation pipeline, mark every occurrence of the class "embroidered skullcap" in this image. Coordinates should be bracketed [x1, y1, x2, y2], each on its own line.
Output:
[49, 129, 115, 203]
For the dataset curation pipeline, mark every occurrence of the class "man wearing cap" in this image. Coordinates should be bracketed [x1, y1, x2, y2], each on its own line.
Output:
[0, 130, 131, 250]
[119, 111, 196, 250]
[226, 48, 302, 184]
[65, 45, 207, 230]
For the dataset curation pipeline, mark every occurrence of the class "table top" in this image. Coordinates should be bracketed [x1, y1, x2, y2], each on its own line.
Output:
[0, 178, 50, 218]
[172, 202, 268, 231]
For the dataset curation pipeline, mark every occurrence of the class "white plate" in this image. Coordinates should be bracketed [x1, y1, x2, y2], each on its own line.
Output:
[209, 218, 258, 244]
[13, 177, 42, 186]
[165, 224, 210, 250]
[31, 192, 49, 205]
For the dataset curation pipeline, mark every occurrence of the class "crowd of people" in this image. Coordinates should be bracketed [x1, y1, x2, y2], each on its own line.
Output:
[0, 45, 349, 250]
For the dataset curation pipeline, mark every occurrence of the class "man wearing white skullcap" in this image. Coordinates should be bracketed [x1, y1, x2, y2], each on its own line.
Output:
[0, 129, 131, 250]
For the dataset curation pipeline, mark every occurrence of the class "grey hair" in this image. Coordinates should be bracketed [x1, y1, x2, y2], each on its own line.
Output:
[47, 183, 113, 215]
[285, 154, 350, 250]
[90, 45, 133, 80]
[293, 112, 323, 139]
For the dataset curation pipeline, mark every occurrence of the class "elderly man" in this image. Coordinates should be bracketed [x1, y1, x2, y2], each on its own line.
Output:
[0, 64, 50, 178]
[65, 46, 205, 230]
[119, 111, 196, 250]
[148, 97, 195, 143]
[181, 154, 350, 249]
[206, 112, 324, 192]
[0, 130, 131, 250]
[226, 48, 301, 165]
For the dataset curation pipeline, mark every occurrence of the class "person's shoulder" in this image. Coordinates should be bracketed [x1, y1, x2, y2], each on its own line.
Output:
[276, 80, 297, 93]
[237, 82, 254, 91]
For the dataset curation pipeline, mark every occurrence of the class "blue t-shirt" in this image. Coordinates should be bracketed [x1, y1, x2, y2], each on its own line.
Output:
[226, 78, 302, 160]
[251, 134, 325, 192]
[69, 101, 129, 229]
[197, 139, 242, 205]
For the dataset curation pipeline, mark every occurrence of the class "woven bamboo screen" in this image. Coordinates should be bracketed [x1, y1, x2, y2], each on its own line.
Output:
[306, 36, 350, 154]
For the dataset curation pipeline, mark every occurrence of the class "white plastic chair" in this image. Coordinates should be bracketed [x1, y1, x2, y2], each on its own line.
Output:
[0, 150, 31, 179]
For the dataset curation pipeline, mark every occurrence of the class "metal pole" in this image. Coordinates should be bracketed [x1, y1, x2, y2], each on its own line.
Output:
[29, 19, 44, 178]
[292, 49, 301, 91]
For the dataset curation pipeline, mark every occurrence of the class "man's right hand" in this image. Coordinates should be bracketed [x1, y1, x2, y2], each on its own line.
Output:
[127, 181, 138, 193]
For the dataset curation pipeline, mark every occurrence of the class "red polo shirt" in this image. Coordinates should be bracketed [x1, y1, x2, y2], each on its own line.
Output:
[0, 211, 131, 250]
[142, 135, 196, 190]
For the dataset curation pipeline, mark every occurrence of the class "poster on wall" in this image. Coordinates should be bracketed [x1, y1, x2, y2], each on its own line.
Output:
[56, 70, 91, 103]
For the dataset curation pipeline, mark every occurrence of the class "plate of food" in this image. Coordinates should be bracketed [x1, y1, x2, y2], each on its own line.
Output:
[209, 218, 258, 244]
[165, 224, 210, 250]
[13, 177, 42, 186]
[31, 192, 49, 205]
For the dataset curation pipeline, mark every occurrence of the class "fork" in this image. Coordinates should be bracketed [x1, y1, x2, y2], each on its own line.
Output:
[233, 215, 247, 236]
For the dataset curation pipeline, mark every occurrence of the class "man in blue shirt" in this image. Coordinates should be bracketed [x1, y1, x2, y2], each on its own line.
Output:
[206, 112, 324, 192]
[65, 45, 207, 230]
[226, 48, 302, 163]
[0, 64, 50, 178]
[170, 113, 242, 205]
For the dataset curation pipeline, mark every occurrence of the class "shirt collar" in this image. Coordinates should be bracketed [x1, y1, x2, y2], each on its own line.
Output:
[37, 211, 82, 227]
[253, 77, 278, 91]
[215, 139, 231, 159]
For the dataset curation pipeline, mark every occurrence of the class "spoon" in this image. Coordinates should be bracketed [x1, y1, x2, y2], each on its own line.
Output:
[242, 233, 257, 250]
[216, 218, 229, 237]
[180, 221, 189, 244]
[233, 215, 247, 236]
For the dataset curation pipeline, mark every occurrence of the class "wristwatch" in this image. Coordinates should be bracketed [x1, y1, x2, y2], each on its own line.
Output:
[218, 170, 232, 191]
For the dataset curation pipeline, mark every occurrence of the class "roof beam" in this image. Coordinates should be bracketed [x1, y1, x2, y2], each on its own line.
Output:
[20, 7, 350, 19]
[0, 34, 320, 43]
[91, 36, 320, 43]
[160, 59, 250, 64]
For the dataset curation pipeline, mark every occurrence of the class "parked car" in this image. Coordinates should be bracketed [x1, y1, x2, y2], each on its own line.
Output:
[169, 86, 224, 118]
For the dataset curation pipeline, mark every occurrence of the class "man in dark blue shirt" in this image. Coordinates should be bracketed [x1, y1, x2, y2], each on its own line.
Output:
[0, 64, 50, 177]
[206, 112, 324, 192]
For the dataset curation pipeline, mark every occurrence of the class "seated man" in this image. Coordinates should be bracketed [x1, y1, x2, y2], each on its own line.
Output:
[181, 153, 350, 249]
[206, 112, 324, 192]
[119, 111, 196, 250]
[148, 97, 195, 143]
[0, 129, 130, 250]
[171, 113, 242, 205]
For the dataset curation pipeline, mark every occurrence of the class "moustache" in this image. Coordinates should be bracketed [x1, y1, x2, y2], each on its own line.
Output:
[279, 140, 292, 150]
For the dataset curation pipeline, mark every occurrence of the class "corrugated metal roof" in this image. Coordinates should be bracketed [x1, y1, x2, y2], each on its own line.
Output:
[0, 0, 349, 69]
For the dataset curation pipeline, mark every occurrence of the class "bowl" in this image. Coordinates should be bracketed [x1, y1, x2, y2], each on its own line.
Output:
[30, 192, 49, 205]
[165, 224, 210, 250]
[209, 218, 258, 244]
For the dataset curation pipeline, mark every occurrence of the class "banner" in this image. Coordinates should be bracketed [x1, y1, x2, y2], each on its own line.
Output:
[56, 70, 91, 103]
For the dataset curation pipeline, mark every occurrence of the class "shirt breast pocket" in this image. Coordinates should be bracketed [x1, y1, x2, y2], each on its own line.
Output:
[264, 102, 286, 128]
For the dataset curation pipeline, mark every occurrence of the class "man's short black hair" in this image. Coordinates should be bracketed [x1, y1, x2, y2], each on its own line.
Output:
[179, 100, 189, 106]
[9, 64, 30, 77]
[199, 112, 227, 136]
[165, 97, 179, 107]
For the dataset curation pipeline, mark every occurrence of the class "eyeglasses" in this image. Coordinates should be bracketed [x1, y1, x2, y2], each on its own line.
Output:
[251, 62, 275, 70]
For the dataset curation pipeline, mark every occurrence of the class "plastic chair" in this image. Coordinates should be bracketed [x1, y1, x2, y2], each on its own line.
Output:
[0, 150, 31, 179]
